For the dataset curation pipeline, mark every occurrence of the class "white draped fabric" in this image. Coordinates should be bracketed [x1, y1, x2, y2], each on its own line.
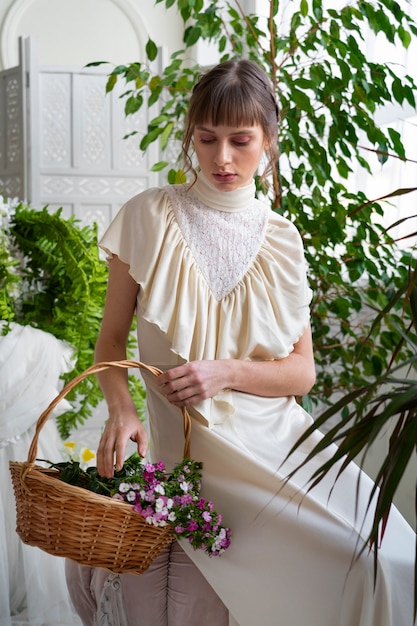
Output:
[0, 322, 82, 626]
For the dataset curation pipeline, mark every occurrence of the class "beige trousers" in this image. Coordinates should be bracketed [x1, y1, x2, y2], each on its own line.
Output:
[65, 540, 229, 626]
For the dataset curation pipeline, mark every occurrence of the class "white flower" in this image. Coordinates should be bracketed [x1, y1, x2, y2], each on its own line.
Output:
[155, 497, 165, 512]
[154, 483, 165, 495]
[119, 482, 132, 493]
[126, 491, 136, 502]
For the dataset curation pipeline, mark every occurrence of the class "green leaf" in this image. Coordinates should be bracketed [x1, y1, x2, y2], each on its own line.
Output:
[300, 0, 308, 17]
[160, 122, 174, 149]
[184, 25, 202, 46]
[151, 160, 169, 172]
[140, 127, 163, 151]
[105, 73, 117, 93]
[146, 38, 158, 62]
[125, 95, 143, 115]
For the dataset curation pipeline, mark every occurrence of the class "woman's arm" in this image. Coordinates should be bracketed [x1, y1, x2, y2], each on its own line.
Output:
[94, 255, 148, 476]
[156, 325, 316, 408]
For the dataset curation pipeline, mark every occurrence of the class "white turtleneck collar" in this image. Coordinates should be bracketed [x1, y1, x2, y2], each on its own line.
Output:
[191, 172, 256, 213]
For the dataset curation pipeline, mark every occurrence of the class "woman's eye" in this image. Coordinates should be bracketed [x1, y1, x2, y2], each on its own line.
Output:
[197, 134, 250, 145]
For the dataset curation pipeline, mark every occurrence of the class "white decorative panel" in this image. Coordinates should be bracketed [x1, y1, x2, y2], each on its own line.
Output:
[39, 72, 72, 168]
[0, 175, 23, 198]
[5, 74, 21, 167]
[74, 203, 113, 238]
[40, 174, 147, 199]
[0, 38, 161, 236]
[74, 74, 111, 170]
[164, 137, 183, 169]
[0, 64, 23, 192]
[112, 90, 148, 171]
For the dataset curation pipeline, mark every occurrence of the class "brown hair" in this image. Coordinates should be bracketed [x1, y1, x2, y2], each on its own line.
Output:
[182, 59, 279, 183]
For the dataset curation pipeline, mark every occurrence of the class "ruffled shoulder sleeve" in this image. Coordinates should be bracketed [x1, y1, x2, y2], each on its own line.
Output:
[259, 209, 312, 352]
[99, 187, 171, 278]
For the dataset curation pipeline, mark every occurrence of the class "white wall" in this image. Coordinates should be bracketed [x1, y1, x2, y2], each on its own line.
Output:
[0, 0, 184, 69]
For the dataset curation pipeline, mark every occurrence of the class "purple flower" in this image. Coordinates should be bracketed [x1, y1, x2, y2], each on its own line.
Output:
[114, 455, 231, 557]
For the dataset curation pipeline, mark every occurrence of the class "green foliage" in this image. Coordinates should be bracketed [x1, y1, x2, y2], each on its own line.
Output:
[0, 202, 146, 438]
[39, 452, 144, 495]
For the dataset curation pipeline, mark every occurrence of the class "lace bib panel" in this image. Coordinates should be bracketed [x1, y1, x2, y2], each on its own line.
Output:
[165, 184, 269, 301]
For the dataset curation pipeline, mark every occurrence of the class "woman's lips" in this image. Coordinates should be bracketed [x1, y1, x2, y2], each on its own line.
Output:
[212, 172, 236, 184]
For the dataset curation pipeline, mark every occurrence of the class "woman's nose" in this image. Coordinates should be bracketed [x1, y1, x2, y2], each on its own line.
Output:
[214, 141, 231, 166]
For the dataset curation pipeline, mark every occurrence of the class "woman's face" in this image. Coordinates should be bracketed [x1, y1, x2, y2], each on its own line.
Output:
[193, 123, 268, 192]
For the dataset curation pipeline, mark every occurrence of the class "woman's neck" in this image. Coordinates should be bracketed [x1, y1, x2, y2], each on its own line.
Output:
[192, 172, 256, 212]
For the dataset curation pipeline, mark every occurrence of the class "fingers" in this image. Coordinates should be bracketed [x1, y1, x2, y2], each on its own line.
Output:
[96, 417, 148, 477]
[97, 435, 120, 477]
[156, 363, 208, 407]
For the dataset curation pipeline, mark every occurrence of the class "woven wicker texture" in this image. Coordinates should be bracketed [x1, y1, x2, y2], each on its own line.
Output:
[9, 360, 191, 574]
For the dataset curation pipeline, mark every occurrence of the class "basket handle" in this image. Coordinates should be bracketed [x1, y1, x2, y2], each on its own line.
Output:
[26, 359, 191, 465]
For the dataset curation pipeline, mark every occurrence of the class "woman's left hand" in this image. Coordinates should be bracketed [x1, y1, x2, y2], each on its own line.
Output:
[155, 360, 228, 407]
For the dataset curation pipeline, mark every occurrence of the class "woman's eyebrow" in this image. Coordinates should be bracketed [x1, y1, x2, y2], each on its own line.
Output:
[195, 125, 255, 135]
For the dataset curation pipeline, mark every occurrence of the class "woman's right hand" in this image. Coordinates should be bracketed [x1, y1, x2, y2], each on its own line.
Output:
[96, 407, 148, 477]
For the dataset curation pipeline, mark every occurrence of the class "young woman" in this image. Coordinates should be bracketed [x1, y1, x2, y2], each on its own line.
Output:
[66, 59, 415, 626]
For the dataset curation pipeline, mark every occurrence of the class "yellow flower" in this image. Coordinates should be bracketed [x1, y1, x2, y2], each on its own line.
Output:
[63, 441, 77, 452]
[81, 447, 96, 464]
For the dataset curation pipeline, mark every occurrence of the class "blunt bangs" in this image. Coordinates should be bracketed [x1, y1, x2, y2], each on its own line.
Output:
[193, 83, 263, 129]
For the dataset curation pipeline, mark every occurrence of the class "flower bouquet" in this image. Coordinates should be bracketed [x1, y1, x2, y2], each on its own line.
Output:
[43, 452, 231, 557]
[115, 458, 231, 556]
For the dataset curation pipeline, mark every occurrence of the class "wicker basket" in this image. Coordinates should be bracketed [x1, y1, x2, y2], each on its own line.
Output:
[9, 359, 191, 574]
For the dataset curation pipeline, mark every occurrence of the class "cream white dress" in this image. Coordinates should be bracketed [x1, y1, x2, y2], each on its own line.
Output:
[99, 174, 415, 626]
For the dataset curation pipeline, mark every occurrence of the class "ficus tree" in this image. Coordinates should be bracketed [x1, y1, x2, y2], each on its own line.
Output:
[89, 0, 417, 603]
